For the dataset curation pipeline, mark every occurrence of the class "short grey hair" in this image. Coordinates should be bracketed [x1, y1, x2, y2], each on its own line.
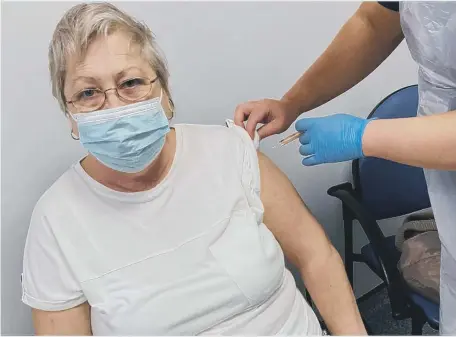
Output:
[49, 2, 174, 113]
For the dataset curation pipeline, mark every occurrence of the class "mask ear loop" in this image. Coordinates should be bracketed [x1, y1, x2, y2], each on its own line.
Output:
[167, 99, 174, 121]
[65, 111, 80, 140]
[71, 131, 80, 141]
[159, 88, 175, 121]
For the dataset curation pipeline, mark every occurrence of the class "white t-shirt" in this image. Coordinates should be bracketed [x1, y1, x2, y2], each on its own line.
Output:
[21, 122, 322, 335]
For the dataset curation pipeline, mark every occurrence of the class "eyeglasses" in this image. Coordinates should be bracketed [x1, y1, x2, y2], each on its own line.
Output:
[67, 77, 159, 113]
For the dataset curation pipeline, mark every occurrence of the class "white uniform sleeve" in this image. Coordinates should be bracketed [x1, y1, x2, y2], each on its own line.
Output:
[21, 202, 87, 311]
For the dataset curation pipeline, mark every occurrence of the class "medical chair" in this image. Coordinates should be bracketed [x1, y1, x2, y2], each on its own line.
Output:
[327, 85, 439, 334]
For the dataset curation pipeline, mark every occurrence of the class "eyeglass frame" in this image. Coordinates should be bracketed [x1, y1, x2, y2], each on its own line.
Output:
[66, 76, 159, 113]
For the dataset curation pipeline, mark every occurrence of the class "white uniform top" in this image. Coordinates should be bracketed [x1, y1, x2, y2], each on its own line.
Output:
[21, 123, 322, 335]
[400, 3, 456, 334]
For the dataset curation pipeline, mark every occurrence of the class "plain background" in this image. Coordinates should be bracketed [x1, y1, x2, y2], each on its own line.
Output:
[1, 1, 418, 335]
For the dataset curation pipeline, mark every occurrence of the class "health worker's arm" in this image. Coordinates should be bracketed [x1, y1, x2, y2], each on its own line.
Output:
[281, 2, 403, 118]
[235, 2, 403, 139]
[258, 151, 366, 335]
[363, 110, 456, 170]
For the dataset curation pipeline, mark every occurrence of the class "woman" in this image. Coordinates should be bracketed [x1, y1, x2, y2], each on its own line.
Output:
[21, 2, 366, 335]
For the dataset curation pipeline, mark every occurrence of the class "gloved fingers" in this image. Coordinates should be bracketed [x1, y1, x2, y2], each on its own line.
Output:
[295, 118, 316, 132]
[299, 144, 314, 156]
[299, 132, 311, 145]
[302, 154, 318, 166]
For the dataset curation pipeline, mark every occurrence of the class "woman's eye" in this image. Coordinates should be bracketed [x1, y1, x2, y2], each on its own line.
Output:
[77, 89, 98, 100]
[120, 78, 145, 88]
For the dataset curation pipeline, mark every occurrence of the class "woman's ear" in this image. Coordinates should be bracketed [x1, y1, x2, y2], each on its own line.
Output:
[65, 112, 80, 140]
[162, 91, 174, 120]
[167, 98, 175, 120]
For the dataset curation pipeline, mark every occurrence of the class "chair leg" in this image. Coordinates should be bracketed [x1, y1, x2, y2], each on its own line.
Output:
[411, 307, 426, 335]
[362, 317, 373, 335]
[343, 206, 354, 287]
[411, 318, 425, 335]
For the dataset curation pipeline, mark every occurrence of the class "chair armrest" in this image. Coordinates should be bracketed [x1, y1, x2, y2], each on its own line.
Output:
[327, 183, 396, 281]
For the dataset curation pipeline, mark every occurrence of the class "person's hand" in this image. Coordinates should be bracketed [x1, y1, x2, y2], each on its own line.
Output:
[296, 113, 374, 166]
[234, 99, 299, 140]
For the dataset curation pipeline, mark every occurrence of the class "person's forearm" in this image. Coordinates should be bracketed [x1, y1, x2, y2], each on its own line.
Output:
[363, 111, 456, 170]
[301, 245, 366, 335]
[282, 3, 403, 117]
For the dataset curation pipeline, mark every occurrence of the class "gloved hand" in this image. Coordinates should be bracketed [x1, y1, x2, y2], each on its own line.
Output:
[295, 113, 374, 166]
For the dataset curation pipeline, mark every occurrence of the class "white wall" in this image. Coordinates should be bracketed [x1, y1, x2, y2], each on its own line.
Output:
[1, 1, 418, 335]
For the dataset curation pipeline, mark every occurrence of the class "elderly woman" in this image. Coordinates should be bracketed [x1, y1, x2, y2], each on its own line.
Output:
[21, 2, 366, 336]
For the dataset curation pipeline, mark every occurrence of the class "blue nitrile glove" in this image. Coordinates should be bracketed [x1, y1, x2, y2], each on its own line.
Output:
[295, 113, 373, 166]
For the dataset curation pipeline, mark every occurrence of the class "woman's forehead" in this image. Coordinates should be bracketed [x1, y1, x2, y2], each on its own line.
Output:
[66, 33, 152, 83]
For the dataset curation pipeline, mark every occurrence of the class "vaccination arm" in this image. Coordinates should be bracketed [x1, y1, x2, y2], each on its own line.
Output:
[258, 151, 366, 335]
[32, 303, 92, 335]
[363, 110, 456, 170]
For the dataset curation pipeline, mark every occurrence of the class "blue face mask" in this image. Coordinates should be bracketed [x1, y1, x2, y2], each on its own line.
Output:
[70, 91, 170, 173]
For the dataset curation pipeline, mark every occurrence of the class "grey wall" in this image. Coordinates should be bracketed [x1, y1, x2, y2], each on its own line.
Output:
[1, 1, 418, 335]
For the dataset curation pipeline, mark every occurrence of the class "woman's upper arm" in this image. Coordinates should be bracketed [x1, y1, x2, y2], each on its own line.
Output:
[257, 151, 334, 268]
[32, 302, 92, 335]
[22, 201, 89, 333]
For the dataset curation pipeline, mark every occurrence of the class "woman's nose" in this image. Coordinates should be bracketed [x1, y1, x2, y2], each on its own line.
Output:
[102, 88, 125, 109]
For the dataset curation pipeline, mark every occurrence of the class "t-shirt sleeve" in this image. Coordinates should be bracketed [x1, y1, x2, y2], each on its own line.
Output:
[378, 1, 399, 12]
[224, 120, 264, 222]
[21, 202, 87, 311]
